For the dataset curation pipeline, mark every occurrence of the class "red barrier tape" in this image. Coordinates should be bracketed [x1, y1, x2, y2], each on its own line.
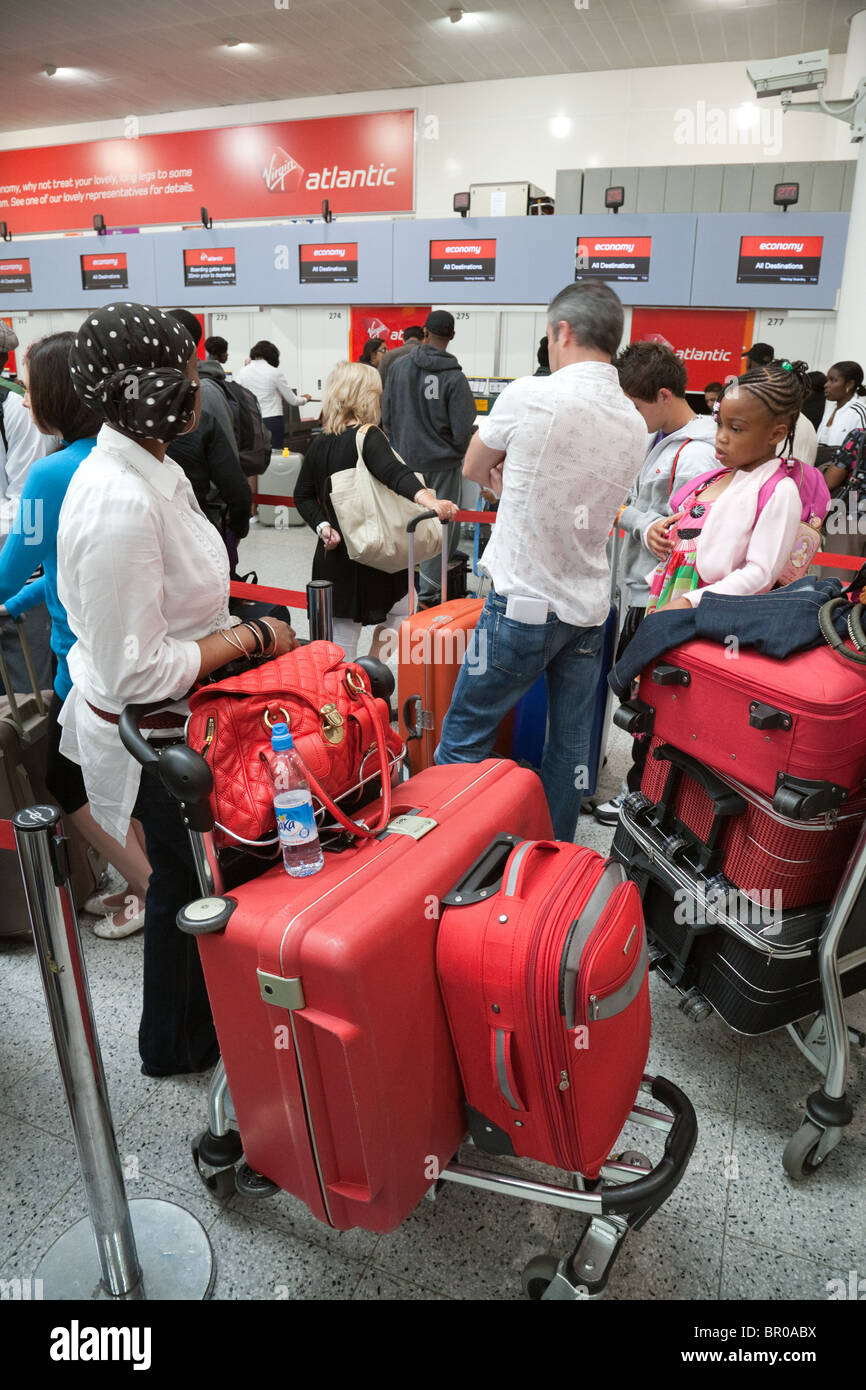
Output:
[812, 552, 864, 572]
[230, 580, 308, 607]
[256, 494, 297, 507]
[0, 819, 16, 852]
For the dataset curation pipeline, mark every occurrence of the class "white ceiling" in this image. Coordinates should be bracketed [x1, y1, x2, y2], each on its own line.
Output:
[0, 0, 858, 134]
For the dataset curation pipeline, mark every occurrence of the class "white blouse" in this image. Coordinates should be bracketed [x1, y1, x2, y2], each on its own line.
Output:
[236, 359, 303, 418]
[817, 397, 866, 448]
[57, 425, 230, 843]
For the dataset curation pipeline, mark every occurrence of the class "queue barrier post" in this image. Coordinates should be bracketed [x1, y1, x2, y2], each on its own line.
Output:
[306, 579, 334, 642]
[13, 804, 215, 1300]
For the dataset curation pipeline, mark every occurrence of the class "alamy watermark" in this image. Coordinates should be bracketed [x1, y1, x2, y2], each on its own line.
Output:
[674, 101, 783, 158]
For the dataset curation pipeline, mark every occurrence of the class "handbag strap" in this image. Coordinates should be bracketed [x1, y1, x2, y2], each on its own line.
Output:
[304, 683, 393, 838]
[818, 597, 866, 664]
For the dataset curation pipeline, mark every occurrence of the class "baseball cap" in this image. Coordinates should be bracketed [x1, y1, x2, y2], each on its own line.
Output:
[425, 310, 455, 338]
[0, 322, 19, 352]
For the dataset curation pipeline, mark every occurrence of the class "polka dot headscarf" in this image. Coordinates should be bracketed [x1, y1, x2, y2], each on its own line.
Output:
[69, 302, 198, 443]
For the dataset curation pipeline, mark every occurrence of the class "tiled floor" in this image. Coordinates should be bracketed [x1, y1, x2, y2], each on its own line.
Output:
[1, 520, 864, 1301]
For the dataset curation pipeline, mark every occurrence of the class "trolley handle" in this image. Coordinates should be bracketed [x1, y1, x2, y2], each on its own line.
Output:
[119, 704, 215, 833]
[600, 1075, 697, 1219]
[407, 511, 450, 616]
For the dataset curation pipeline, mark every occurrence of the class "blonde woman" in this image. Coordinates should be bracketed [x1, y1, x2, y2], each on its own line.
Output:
[294, 362, 456, 660]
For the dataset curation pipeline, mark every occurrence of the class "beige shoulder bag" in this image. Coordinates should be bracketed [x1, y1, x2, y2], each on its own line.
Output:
[329, 424, 443, 574]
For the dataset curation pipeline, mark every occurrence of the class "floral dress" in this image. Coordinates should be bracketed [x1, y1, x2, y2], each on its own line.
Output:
[646, 481, 717, 614]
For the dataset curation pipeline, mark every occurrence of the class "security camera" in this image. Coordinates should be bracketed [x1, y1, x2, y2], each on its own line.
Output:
[747, 49, 829, 100]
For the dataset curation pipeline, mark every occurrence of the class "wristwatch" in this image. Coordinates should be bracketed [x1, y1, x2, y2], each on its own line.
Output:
[316, 521, 330, 537]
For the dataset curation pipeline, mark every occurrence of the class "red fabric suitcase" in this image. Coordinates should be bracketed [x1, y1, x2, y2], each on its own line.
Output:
[634, 640, 866, 815]
[436, 838, 649, 1179]
[641, 736, 866, 909]
[196, 759, 553, 1232]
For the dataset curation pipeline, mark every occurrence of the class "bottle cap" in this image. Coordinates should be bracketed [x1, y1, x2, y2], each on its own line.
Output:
[271, 721, 293, 751]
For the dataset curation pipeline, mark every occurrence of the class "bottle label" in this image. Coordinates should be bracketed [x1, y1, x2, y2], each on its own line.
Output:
[276, 799, 319, 848]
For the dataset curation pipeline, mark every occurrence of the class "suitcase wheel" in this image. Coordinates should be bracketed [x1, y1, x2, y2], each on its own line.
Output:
[234, 1162, 280, 1199]
[782, 1120, 828, 1182]
[521, 1254, 560, 1301]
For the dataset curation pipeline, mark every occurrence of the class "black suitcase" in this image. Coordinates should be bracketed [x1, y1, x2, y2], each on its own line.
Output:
[612, 788, 866, 1035]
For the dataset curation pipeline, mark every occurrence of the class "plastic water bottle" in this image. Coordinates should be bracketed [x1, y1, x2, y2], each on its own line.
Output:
[267, 722, 324, 878]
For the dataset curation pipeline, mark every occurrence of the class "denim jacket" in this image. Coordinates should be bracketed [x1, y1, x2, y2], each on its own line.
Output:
[608, 575, 851, 697]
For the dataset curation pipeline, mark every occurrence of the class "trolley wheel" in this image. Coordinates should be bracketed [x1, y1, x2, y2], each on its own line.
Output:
[191, 1133, 238, 1203]
[521, 1254, 559, 1301]
[235, 1161, 280, 1198]
[782, 1120, 826, 1181]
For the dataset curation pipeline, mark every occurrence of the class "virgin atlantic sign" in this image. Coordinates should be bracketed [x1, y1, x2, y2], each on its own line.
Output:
[0, 110, 415, 235]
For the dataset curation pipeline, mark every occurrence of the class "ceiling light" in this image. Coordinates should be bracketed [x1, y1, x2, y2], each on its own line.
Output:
[448, 7, 464, 21]
[224, 38, 253, 50]
[42, 62, 57, 76]
[550, 115, 572, 139]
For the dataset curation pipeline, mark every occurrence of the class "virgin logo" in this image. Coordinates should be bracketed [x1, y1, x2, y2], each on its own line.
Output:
[263, 146, 304, 193]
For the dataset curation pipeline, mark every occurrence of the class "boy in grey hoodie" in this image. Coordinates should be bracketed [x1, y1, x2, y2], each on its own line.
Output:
[595, 341, 718, 823]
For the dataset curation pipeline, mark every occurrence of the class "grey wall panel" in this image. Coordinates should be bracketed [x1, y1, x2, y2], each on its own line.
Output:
[637, 167, 666, 212]
[665, 166, 695, 214]
[393, 213, 697, 306]
[693, 165, 724, 213]
[691, 211, 848, 310]
[554, 169, 583, 215]
[0, 233, 158, 313]
[782, 162, 815, 210]
[749, 163, 784, 212]
[842, 161, 857, 211]
[721, 165, 754, 212]
[812, 161, 846, 211]
[580, 169, 612, 214]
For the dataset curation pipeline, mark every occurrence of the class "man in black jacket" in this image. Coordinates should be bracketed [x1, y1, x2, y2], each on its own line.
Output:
[165, 312, 251, 569]
[382, 310, 475, 606]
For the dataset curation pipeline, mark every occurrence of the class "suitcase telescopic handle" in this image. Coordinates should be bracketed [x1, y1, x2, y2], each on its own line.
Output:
[406, 511, 449, 617]
[119, 705, 215, 833]
[651, 744, 746, 821]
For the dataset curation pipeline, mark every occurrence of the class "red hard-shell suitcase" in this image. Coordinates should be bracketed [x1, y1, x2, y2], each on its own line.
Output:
[437, 837, 650, 1178]
[196, 759, 554, 1232]
[634, 640, 866, 815]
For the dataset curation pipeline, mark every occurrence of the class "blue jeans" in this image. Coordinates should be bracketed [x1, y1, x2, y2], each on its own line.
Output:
[434, 590, 606, 841]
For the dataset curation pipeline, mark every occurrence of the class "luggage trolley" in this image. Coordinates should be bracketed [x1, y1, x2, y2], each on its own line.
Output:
[118, 719, 696, 1302]
[612, 770, 866, 1181]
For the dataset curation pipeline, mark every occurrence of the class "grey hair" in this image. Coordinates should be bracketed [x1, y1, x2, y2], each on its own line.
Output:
[546, 282, 624, 359]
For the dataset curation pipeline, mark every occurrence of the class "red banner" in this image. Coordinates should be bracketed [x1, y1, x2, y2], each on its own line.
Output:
[350, 305, 431, 365]
[631, 308, 752, 391]
[1, 315, 16, 375]
[0, 110, 416, 235]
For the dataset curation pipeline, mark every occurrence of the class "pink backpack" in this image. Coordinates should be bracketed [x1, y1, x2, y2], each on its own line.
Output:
[671, 458, 830, 588]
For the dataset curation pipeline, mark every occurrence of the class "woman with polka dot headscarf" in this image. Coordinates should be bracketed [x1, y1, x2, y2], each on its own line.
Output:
[57, 303, 298, 1077]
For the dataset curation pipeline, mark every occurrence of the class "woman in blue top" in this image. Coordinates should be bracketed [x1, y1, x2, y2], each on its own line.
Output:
[0, 332, 152, 937]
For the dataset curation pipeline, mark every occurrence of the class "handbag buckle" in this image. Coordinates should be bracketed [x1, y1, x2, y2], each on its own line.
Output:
[320, 702, 345, 745]
[344, 669, 367, 697]
[263, 705, 291, 731]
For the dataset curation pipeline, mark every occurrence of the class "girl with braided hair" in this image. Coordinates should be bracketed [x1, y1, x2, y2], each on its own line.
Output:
[646, 359, 826, 614]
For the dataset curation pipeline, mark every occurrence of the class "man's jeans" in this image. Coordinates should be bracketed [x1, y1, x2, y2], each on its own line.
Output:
[419, 466, 463, 604]
[434, 590, 606, 842]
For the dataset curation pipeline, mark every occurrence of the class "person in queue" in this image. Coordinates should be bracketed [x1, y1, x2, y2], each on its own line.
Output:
[434, 281, 647, 842]
[58, 302, 298, 1077]
[294, 361, 457, 662]
[236, 340, 311, 450]
[359, 337, 386, 369]
[0, 332, 153, 938]
[703, 381, 723, 412]
[817, 360, 866, 448]
[645, 361, 810, 615]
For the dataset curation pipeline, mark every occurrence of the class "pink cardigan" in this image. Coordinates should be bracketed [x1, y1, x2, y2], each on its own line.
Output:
[652, 457, 802, 607]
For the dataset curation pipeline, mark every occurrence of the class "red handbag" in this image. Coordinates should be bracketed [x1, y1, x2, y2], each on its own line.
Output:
[186, 641, 402, 846]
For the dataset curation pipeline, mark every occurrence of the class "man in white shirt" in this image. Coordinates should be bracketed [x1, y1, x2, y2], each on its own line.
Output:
[434, 281, 647, 841]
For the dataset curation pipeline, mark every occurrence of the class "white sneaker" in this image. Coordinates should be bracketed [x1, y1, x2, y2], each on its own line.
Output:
[593, 792, 627, 826]
[92, 903, 146, 939]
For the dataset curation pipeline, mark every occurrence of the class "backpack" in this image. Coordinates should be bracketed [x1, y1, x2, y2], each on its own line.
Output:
[217, 378, 272, 477]
[671, 457, 831, 588]
[831, 427, 866, 504]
